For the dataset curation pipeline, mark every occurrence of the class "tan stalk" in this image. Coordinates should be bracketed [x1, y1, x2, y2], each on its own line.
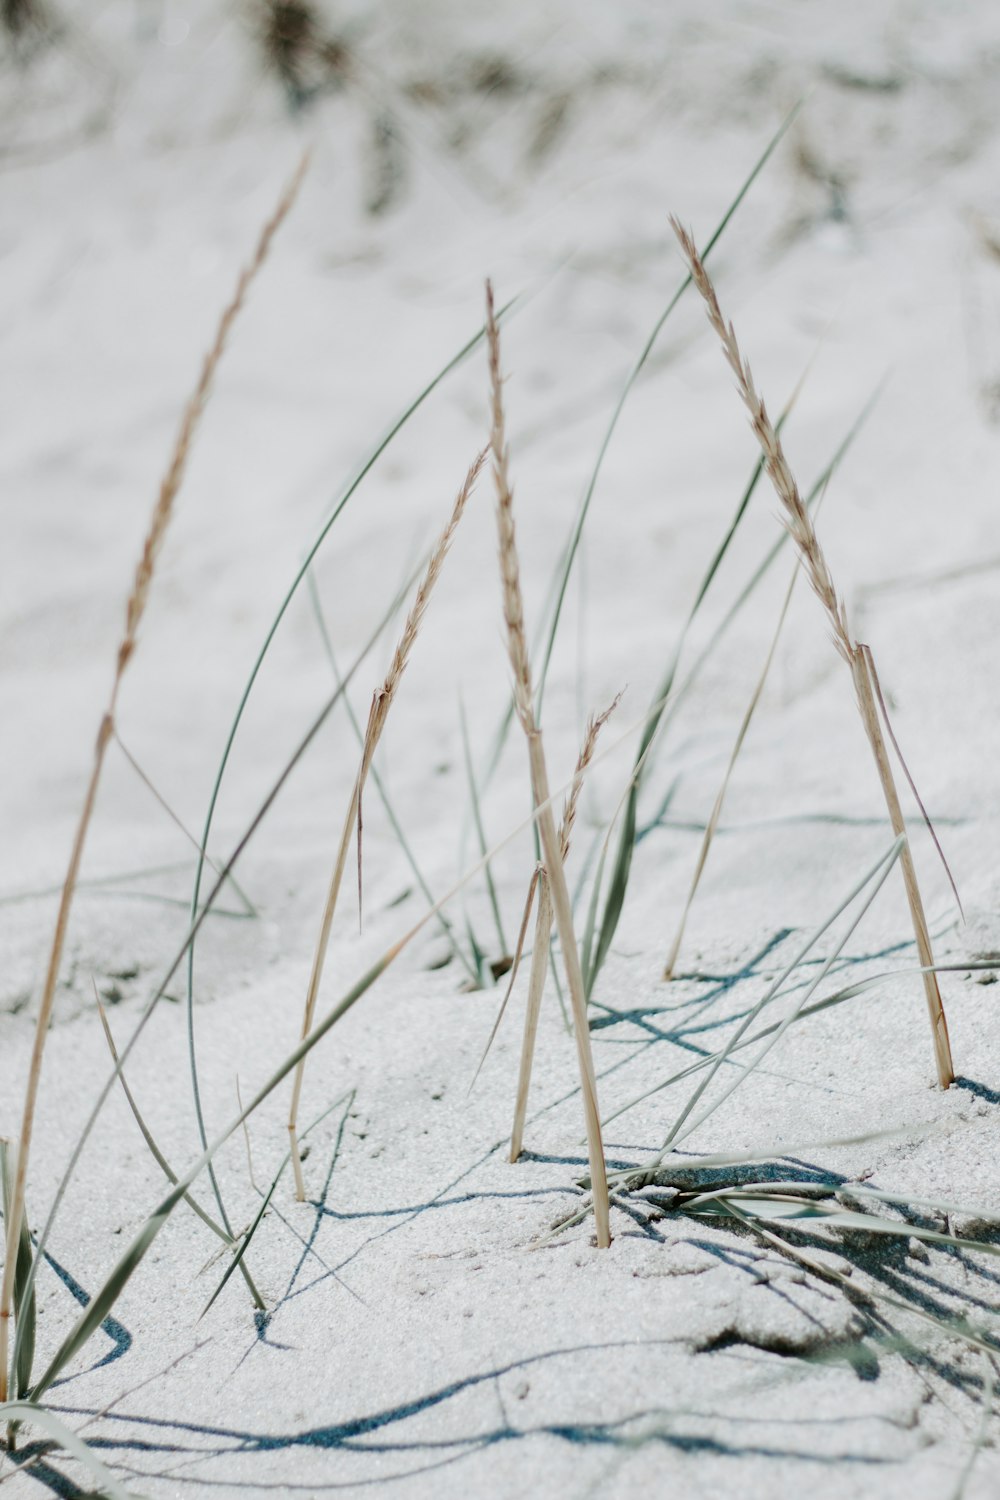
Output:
[510, 692, 622, 1162]
[670, 218, 953, 1087]
[486, 280, 611, 1245]
[0, 153, 308, 1403]
[288, 448, 487, 1199]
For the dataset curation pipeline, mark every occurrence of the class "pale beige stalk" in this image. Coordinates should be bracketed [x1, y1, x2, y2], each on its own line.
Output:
[288, 448, 487, 1200]
[670, 218, 954, 1088]
[486, 280, 611, 1244]
[510, 693, 622, 1162]
[0, 153, 308, 1403]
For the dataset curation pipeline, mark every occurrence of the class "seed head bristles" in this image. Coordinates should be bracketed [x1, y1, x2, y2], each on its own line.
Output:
[670, 217, 955, 1090]
[0, 155, 308, 1407]
[486, 279, 611, 1245]
[668, 217, 852, 664]
[487, 283, 533, 730]
[363, 448, 487, 789]
[559, 692, 624, 864]
[287, 448, 486, 1200]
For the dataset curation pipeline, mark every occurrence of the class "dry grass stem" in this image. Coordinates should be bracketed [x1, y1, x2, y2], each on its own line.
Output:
[0, 153, 307, 1403]
[668, 218, 852, 662]
[670, 218, 954, 1088]
[511, 692, 623, 1161]
[287, 448, 486, 1200]
[559, 694, 623, 864]
[486, 279, 611, 1243]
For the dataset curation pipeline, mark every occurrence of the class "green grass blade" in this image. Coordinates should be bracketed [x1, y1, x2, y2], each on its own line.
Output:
[95, 998, 263, 1309]
[534, 101, 802, 714]
[459, 694, 509, 963]
[183, 296, 519, 1238]
[0, 1142, 35, 1400]
[0, 1401, 134, 1498]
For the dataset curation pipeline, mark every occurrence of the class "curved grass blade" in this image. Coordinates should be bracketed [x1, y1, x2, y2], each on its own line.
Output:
[184, 295, 519, 1237]
[113, 732, 256, 917]
[692, 1188, 1000, 1259]
[0, 1401, 133, 1499]
[95, 997, 263, 1309]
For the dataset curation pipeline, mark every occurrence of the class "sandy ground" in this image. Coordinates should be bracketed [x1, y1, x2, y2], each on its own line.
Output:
[4, 2, 1000, 1495]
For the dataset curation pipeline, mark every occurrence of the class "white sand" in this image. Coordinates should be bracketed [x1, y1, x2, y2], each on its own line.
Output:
[3, 2, 1000, 1495]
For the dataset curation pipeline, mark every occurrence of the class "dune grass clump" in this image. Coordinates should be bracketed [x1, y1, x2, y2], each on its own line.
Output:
[669, 217, 955, 1090]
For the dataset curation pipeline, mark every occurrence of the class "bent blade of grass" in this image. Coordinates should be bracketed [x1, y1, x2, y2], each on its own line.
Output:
[0, 1401, 133, 1498]
[722, 1199, 1000, 1362]
[692, 1178, 1000, 1234]
[184, 295, 518, 1234]
[28, 940, 404, 1405]
[0, 152, 307, 1403]
[113, 730, 256, 918]
[94, 997, 262, 1310]
[689, 1192, 1000, 1258]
